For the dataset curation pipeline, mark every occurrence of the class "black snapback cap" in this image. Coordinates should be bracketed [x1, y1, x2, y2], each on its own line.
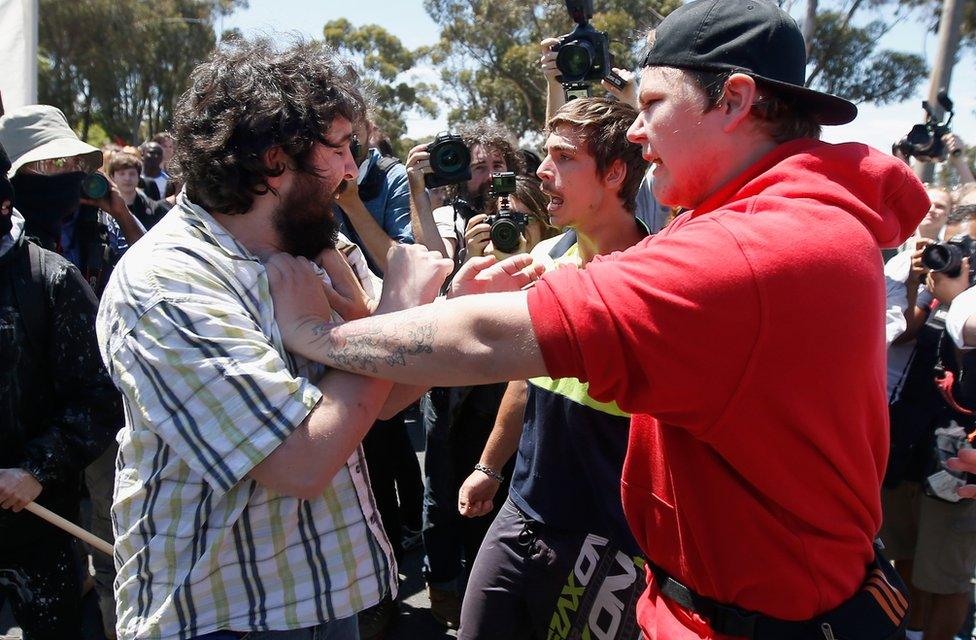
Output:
[641, 0, 857, 126]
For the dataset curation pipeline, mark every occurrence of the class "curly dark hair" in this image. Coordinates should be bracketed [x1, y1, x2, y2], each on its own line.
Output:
[440, 119, 524, 202]
[172, 37, 366, 215]
[457, 120, 525, 175]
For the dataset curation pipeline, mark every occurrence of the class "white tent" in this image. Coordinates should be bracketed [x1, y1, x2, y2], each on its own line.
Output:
[0, 0, 38, 113]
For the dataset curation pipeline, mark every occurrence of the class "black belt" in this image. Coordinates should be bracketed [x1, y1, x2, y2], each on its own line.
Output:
[649, 563, 808, 638]
[649, 545, 908, 640]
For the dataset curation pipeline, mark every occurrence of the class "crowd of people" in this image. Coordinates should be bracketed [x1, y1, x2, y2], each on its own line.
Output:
[1, 1, 976, 639]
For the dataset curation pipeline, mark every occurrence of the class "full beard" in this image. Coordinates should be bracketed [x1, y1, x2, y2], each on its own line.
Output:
[273, 172, 344, 259]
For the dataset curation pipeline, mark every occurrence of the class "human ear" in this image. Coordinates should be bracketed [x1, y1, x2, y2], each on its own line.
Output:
[602, 158, 627, 189]
[720, 73, 758, 133]
[263, 146, 291, 190]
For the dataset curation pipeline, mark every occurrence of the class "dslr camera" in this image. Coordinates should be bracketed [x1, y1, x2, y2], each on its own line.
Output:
[921, 233, 976, 286]
[895, 90, 957, 161]
[554, 0, 612, 85]
[425, 132, 471, 189]
[485, 172, 527, 254]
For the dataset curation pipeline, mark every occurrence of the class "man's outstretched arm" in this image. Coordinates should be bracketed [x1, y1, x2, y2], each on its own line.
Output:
[278, 287, 547, 387]
[268, 248, 549, 387]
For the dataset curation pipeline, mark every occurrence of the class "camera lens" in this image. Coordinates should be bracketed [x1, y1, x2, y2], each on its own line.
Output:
[557, 41, 595, 79]
[921, 243, 964, 277]
[81, 173, 110, 200]
[425, 134, 472, 188]
[432, 142, 468, 174]
[491, 217, 521, 254]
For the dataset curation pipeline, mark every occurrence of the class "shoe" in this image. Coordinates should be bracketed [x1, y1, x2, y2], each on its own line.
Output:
[428, 585, 461, 630]
[358, 596, 398, 640]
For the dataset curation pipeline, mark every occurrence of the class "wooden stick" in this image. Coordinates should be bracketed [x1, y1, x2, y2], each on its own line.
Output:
[24, 502, 113, 557]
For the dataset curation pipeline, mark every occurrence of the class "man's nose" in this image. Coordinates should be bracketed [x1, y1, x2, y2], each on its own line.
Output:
[344, 150, 358, 181]
[626, 114, 646, 145]
[536, 156, 554, 181]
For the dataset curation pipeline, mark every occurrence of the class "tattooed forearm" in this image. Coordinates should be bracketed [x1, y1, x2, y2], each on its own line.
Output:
[301, 314, 437, 375]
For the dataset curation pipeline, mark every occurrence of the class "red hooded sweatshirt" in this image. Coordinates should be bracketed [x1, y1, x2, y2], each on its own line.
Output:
[526, 139, 929, 639]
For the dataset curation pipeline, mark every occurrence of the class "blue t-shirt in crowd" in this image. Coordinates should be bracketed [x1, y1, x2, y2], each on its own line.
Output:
[334, 148, 413, 275]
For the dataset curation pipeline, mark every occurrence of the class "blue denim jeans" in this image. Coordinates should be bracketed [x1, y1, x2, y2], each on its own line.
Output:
[190, 615, 359, 640]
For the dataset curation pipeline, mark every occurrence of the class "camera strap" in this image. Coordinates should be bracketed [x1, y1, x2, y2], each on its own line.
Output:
[9, 240, 50, 363]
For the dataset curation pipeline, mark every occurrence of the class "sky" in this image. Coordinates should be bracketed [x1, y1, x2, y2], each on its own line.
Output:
[222, 0, 976, 156]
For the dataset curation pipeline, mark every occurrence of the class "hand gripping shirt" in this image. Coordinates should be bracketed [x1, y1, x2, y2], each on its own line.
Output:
[96, 193, 396, 640]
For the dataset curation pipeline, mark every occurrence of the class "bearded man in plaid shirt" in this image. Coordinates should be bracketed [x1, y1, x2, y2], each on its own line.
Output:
[96, 37, 489, 640]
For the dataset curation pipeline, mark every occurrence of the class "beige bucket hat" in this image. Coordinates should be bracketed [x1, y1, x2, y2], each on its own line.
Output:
[0, 104, 102, 178]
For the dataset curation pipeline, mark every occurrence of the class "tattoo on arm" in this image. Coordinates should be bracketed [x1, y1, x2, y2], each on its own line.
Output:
[306, 315, 437, 374]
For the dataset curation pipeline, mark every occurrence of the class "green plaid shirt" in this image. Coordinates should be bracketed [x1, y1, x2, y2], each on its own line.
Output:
[96, 194, 396, 640]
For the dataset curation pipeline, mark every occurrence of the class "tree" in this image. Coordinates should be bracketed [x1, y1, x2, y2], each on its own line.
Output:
[420, 0, 947, 140]
[422, 0, 679, 140]
[899, 0, 976, 49]
[323, 19, 439, 157]
[804, 8, 928, 104]
[38, 0, 246, 144]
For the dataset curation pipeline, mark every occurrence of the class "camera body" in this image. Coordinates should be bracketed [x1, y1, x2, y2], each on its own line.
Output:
[425, 132, 472, 189]
[554, 0, 612, 84]
[485, 172, 527, 254]
[921, 233, 976, 286]
[895, 90, 956, 161]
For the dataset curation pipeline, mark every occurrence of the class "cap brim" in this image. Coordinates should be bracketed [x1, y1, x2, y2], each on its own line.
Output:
[8, 138, 102, 178]
[752, 75, 857, 126]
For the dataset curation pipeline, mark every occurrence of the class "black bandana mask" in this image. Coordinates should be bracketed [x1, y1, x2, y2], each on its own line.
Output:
[11, 171, 85, 238]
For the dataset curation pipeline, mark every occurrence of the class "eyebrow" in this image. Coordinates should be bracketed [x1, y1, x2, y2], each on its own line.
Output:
[548, 143, 577, 154]
[322, 132, 353, 148]
[638, 90, 661, 106]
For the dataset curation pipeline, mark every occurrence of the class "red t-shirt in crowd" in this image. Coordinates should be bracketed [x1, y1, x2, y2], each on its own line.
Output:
[526, 139, 929, 639]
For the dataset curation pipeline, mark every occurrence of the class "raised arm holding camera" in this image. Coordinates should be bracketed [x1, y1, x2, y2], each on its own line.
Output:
[542, 0, 637, 121]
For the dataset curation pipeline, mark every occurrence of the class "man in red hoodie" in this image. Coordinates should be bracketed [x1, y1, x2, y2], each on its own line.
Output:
[266, 0, 930, 637]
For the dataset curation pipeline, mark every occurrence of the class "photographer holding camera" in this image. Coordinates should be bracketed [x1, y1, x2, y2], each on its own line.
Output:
[403, 120, 528, 628]
[879, 184, 976, 640]
[0, 105, 145, 297]
[462, 174, 556, 261]
[406, 120, 523, 263]
[455, 97, 648, 640]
